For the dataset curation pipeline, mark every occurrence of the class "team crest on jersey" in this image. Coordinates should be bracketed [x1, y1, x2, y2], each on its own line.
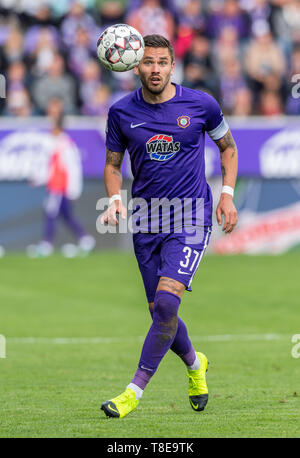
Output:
[177, 115, 190, 128]
[146, 134, 180, 161]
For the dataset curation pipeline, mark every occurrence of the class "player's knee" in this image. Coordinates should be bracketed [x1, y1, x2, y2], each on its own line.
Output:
[153, 291, 180, 337]
[154, 293, 177, 322]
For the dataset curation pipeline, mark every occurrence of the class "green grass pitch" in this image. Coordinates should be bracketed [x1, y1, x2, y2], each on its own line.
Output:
[0, 252, 299, 438]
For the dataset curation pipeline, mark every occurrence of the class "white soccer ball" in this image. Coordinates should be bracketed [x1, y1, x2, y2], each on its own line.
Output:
[97, 24, 144, 72]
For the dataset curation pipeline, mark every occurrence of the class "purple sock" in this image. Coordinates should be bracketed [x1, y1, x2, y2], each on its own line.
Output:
[148, 306, 196, 367]
[171, 318, 196, 366]
[131, 290, 180, 389]
[180, 346, 196, 366]
[131, 368, 152, 390]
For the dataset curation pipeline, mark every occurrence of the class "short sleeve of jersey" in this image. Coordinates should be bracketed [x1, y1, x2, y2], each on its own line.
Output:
[106, 106, 127, 153]
[203, 93, 229, 141]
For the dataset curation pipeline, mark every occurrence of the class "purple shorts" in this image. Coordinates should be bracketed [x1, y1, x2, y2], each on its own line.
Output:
[133, 227, 212, 303]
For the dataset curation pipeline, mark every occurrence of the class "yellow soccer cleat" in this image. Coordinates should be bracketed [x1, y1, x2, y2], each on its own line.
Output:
[101, 388, 139, 418]
[188, 351, 209, 412]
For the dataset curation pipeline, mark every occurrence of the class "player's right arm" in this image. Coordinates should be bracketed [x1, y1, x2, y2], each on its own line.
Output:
[100, 148, 127, 225]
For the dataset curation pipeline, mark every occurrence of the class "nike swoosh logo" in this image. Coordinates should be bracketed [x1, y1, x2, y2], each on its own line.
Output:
[130, 122, 146, 128]
[107, 403, 119, 414]
[190, 400, 199, 410]
[177, 269, 190, 275]
[141, 365, 153, 372]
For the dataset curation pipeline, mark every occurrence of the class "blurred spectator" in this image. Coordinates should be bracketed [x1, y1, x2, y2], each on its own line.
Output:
[258, 89, 283, 116]
[79, 58, 111, 114]
[24, 24, 59, 56]
[212, 25, 242, 71]
[68, 26, 95, 77]
[183, 34, 212, 70]
[244, 0, 272, 34]
[5, 87, 33, 117]
[173, 25, 196, 60]
[32, 53, 77, 114]
[109, 71, 137, 103]
[60, 0, 97, 48]
[26, 26, 59, 77]
[82, 84, 111, 115]
[127, 0, 178, 19]
[31, 4, 54, 25]
[94, 0, 127, 28]
[181, 61, 218, 97]
[244, 24, 286, 99]
[2, 25, 24, 66]
[79, 58, 101, 98]
[219, 59, 248, 115]
[182, 34, 219, 96]
[6, 60, 28, 91]
[182, 62, 205, 89]
[4, 59, 33, 116]
[126, 0, 175, 41]
[232, 87, 253, 116]
[176, 0, 207, 32]
[207, 0, 251, 41]
[281, 0, 300, 45]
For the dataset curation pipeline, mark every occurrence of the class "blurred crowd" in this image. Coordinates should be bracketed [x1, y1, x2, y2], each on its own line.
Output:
[0, 0, 299, 118]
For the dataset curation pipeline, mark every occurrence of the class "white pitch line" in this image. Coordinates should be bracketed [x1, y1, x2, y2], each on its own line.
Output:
[6, 333, 288, 345]
[191, 333, 286, 342]
[7, 337, 141, 344]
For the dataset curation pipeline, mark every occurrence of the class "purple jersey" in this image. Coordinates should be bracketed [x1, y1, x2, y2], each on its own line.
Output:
[106, 83, 229, 228]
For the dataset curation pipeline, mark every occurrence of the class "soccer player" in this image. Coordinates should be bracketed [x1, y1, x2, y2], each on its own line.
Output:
[31, 98, 95, 257]
[100, 35, 238, 418]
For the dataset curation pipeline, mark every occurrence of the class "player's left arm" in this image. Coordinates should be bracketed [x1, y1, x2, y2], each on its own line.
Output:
[214, 129, 238, 233]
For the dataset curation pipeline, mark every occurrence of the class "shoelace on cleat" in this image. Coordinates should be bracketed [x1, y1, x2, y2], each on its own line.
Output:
[115, 390, 136, 406]
[188, 372, 203, 388]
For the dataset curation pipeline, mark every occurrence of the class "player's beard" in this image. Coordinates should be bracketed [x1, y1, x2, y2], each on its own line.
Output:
[141, 72, 171, 95]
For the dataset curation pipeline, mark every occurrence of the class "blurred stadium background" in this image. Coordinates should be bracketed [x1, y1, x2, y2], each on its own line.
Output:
[0, 0, 299, 256]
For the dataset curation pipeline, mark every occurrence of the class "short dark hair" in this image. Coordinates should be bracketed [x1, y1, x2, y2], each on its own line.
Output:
[143, 34, 174, 62]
